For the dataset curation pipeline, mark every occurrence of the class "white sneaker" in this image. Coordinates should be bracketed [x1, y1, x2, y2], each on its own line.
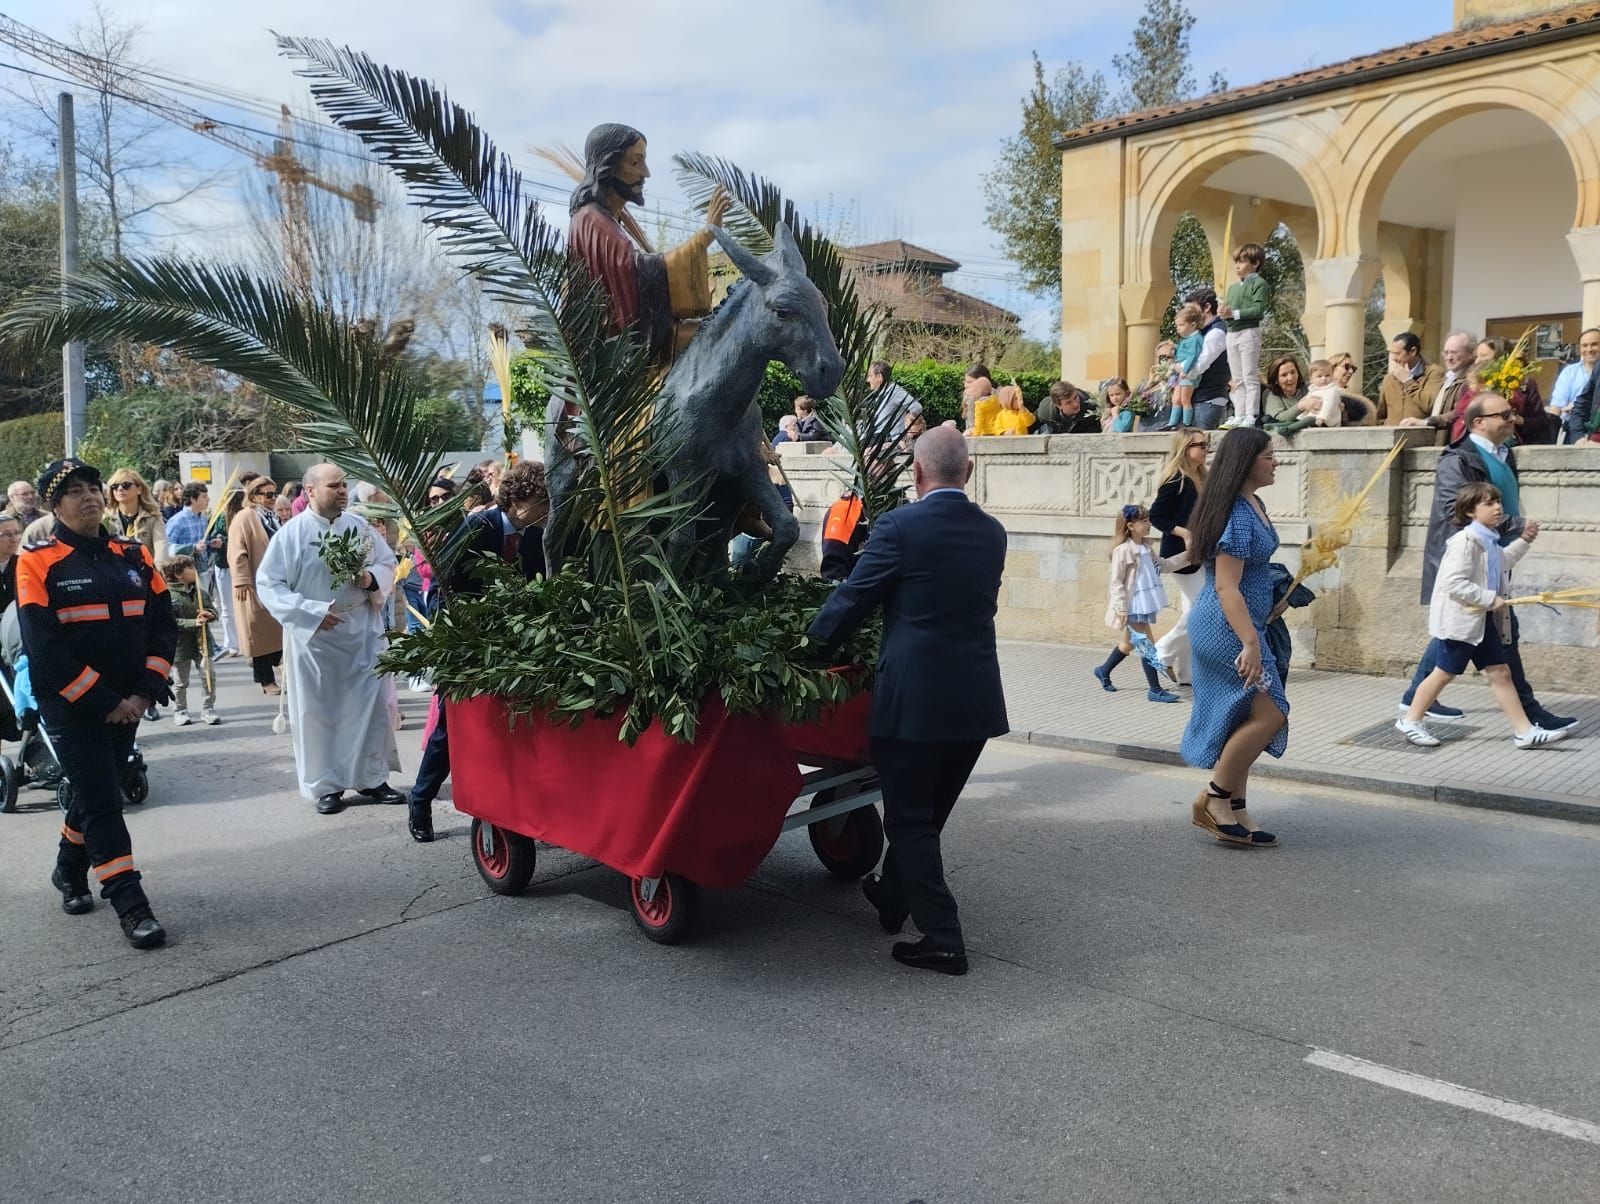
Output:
[407, 675, 432, 694]
[1514, 724, 1568, 749]
[173, 710, 192, 727]
[1220, 416, 1248, 429]
[201, 709, 221, 726]
[1395, 717, 1439, 747]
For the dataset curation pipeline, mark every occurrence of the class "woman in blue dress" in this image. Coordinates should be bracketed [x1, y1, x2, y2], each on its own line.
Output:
[1179, 427, 1288, 847]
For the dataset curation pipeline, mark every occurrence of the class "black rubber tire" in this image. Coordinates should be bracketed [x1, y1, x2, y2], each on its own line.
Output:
[629, 872, 699, 944]
[806, 788, 885, 880]
[470, 818, 537, 895]
[123, 768, 149, 806]
[0, 755, 18, 813]
[56, 779, 73, 815]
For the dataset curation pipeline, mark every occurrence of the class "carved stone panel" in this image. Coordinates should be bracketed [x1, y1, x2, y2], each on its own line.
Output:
[1088, 457, 1159, 514]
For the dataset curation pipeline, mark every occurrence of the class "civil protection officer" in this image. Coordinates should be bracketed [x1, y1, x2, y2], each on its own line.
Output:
[17, 459, 178, 948]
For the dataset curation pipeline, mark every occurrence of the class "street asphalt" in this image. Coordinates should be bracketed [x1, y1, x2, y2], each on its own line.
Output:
[3, 659, 1599, 1202]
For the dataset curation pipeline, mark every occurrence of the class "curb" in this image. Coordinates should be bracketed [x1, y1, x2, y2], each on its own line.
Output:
[1000, 730, 1600, 826]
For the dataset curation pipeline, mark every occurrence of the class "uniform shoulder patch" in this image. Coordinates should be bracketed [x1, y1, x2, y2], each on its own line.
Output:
[21, 536, 58, 551]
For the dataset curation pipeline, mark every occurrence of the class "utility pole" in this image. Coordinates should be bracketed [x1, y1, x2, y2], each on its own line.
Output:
[58, 91, 86, 456]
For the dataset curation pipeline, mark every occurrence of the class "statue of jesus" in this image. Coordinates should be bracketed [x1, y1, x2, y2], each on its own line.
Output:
[567, 123, 729, 364]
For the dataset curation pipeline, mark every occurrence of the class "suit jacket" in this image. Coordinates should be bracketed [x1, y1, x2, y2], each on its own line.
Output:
[446, 508, 543, 597]
[1420, 436, 1523, 602]
[1380, 361, 1444, 425]
[807, 489, 1008, 743]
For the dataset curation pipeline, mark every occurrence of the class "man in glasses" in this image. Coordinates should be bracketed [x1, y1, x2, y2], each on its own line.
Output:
[1398, 394, 1576, 732]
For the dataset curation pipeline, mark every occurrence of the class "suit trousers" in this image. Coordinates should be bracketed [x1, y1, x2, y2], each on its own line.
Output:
[870, 736, 986, 954]
[411, 695, 450, 803]
[50, 716, 147, 915]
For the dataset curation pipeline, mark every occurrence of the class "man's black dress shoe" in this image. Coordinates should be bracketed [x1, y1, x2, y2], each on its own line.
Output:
[50, 866, 94, 915]
[358, 784, 407, 804]
[891, 938, 968, 976]
[1532, 710, 1579, 733]
[119, 907, 166, 950]
[316, 792, 346, 815]
[861, 873, 907, 934]
[407, 797, 434, 843]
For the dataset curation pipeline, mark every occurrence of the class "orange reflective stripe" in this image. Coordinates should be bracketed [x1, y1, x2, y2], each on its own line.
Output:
[122, 599, 147, 617]
[144, 547, 169, 596]
[61, 824, 84, 845]
[822, 496, 863, 544]
[58, 604, 111, 624]
[93, 855, 135, 881]
[59, 666, 100, 702]
[145, 656, 172, 676]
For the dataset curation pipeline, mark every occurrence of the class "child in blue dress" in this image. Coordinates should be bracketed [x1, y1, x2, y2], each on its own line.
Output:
[1094, 504, 1188, 703]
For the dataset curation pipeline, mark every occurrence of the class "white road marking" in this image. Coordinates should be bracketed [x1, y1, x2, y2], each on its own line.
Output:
[1305, 1049, 1600, 1145]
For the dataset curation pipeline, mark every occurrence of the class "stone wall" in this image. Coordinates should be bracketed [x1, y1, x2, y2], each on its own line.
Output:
[777, 430, 1600, 694]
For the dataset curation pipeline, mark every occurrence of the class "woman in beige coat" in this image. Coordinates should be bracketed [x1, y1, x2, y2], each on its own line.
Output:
[228, 475, 285, 694]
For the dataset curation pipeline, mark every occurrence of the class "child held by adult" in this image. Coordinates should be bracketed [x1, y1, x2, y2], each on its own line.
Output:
[1396, 483, 1566, 749]
[1095, 504, 1188, 703]
[161, 554, 220, 727]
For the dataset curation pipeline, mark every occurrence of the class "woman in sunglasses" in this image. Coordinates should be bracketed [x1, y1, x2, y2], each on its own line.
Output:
[227, 475, 285, 695]
[103, 468, 169, 565]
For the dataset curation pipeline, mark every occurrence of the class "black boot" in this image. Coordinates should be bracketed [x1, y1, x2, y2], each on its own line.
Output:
[407, 796, 434, 843]
[50, 865, 94, 915]
[119, 905, 166, 949]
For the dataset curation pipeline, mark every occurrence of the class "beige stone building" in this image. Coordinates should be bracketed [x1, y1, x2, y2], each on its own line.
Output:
[1055, 0, 1600, 390]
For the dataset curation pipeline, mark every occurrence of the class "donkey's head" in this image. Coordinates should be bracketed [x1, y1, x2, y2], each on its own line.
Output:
[713, 222, 845, 401]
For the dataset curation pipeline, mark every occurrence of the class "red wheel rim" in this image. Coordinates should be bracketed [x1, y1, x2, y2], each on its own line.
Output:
[814, 814, 858, 860]
[476, 822, 510, 879]
[632, 877, 673, 927]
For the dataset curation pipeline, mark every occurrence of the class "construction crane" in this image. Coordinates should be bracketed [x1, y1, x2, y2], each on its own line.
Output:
[0, 11, 377, 295]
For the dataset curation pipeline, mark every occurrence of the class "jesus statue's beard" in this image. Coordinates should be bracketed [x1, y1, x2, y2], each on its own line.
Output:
[612, 179, 645, 206]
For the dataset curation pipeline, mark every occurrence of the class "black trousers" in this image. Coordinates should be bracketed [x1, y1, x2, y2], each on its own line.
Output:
[50, 716, 147, 915]
[251, 650, 282, 686]
[1403, 608, 1541, 713]
[869, 736, 987, 954]
[411, 695, 450, 803]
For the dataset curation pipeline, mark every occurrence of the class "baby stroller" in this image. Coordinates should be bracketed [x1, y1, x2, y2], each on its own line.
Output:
[0, 605, 148, 814]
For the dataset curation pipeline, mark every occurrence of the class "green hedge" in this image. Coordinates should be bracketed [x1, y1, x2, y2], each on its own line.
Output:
[0, 412, 61, 487]
[755, 359, 1064, 430]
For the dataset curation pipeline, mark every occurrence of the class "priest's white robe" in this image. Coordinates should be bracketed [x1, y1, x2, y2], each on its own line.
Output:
[256, 508, 400, 799]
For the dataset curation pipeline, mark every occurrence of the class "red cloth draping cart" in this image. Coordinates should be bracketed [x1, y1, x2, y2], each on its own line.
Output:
[446, 690, 879, 942]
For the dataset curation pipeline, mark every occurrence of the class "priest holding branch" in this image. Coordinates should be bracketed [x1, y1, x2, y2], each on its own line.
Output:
[256, 463, 405, 815]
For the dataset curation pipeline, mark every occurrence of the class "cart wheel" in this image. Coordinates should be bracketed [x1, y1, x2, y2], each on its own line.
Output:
[0, 755, 18, 813]
[123, 768, 149, 806]
[56, 779, 73, 815]
[471, 818, 537, 895]
[629, 873, 699, 944]
[807, 789, 885, 880]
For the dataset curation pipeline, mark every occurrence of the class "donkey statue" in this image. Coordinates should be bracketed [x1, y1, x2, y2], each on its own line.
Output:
[543, 221, 844, 583]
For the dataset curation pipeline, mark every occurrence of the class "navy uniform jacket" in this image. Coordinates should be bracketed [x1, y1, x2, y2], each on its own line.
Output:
[15, 526, 178, 724]
[808, 489, 1008, 743]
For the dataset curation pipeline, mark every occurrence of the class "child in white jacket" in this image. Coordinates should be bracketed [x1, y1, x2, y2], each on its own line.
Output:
[1396, 482, 1566, 749]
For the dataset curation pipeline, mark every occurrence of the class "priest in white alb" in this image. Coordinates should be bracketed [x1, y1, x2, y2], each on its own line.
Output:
[256, 463, 406, 815]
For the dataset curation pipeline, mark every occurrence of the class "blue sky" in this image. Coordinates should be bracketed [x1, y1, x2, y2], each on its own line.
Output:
[1, 0, 1452, 338]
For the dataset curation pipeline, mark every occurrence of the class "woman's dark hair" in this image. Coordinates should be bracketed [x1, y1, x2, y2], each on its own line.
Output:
[1186, 427, 1271, 564]
[1264, 355, 1305, 400]
[965, 362, 991, 381]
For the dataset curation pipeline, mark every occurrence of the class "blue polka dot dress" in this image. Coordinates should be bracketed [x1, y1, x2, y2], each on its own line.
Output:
[1180, 497, 1290, 768]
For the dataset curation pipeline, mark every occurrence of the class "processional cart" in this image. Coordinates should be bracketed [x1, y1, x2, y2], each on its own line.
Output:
[446, 688, 883, 944]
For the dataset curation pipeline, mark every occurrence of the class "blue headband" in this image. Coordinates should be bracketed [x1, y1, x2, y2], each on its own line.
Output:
[1121, 504, 1143, 521]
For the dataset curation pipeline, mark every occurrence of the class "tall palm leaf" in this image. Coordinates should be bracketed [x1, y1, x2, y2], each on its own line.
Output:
[673, 153, 911, 521]
[276, 35, 700, 611]
[0, 257, 469, 563]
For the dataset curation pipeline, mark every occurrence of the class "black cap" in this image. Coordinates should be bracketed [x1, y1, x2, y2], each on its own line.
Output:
[37, 458, 102, 507]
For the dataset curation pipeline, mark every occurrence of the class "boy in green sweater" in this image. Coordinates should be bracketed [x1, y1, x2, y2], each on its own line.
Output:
[1219, 242, 1270, 429]
[160, 555, 220, 726]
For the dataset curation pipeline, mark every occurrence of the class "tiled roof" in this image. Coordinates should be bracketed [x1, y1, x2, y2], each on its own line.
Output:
[854, 271, 1018, 329]
[1057, 2, 1600, 147]
[843, 239, 962, 274]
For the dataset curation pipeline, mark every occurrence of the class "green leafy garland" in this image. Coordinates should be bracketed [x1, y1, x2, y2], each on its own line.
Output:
[381, 570, 878, 744]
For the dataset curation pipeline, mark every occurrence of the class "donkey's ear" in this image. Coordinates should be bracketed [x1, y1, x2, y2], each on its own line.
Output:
[773, 221, 806, 273]
[712, 227, 775, 286]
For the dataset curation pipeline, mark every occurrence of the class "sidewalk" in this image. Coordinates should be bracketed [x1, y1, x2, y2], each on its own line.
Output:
[998, 640, 1600, 823]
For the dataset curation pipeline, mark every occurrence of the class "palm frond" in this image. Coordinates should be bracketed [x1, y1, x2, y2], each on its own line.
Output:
[0, 257, 464, 564]
[673, 153, 902, 520]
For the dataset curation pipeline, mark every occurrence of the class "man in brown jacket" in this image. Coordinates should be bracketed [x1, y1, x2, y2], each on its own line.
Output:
[1379, 332, 1444, 424]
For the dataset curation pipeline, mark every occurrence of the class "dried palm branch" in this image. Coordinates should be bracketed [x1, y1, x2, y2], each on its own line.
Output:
[1276, 436, 1410, 608]
[1499, 586, 1600, 610]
